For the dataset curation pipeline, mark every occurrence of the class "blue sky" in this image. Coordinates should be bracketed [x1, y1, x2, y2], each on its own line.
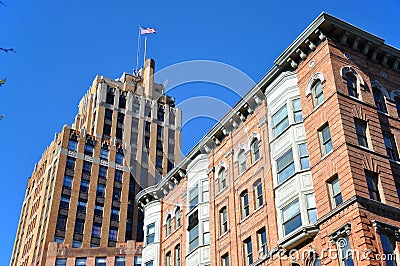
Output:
[1, 0, 399, 264]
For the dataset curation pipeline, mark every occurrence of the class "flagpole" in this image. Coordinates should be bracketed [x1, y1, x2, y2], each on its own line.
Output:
[135, 26, 141, 73]
[143, 36, 148, 67]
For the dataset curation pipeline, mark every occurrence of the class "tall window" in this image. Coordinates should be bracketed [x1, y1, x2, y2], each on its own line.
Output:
[111, 208, 119, 220]
[282, 199, 302, 235]
[166, 252, 171, 266]
[312, 80, 324, 107]
[106, 89, 114, 104]
[218, 167, 227, 191]
[319, 124, 333, 156]
[166, 215, 172, 236]
[74, 219, 85, 234]
[146, 223, 155, 244]
[221, 253, 230, 266]
[251, 139, 260, 162]
[354, 119, 368, 148]
[238, 150, 247, 174]
[379, 232, 397, 266]
[329, 177, 343, 208]
[220, 207, 228, 235]
[95, 257, 107, 266]
[68, 139, 78, 151]
[201, 180, 209, 202]
[299, 143, 310, 170]
[188, 211, 199, 252]
[243, 237, 253, 266]
[373, 88, 387, 112]
[114, 170, 123, 182]
[306, 193, 317, 223]
[272, 105, 289, 136]
[175, 208, 181, 229]
[203, 221, 210, 245]
[115, 257, 126, 266]
[292, 98, 303, 122]
[254, 180, 264, 209]
[395, 97, 400, 118]
[257, 227, 268, 257]
[383, 132, 399, 160]
[337, 237, 354, 266]
[241, 190, 250, 219]
[174, 245, 181, 266]
[189, 185, 199, 210]
[345, 73, 358, 98]
[119, 94, 126, 109]
[77, 200, 87, 213]
[365, 171, 380, 201]
[277, 149, 295, 183]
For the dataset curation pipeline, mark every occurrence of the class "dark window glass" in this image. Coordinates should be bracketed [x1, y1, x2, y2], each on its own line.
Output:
[119, 94, 126, 109]
[113, 188, 121, 201]
[282, 199, 302, 235]
[92, 223, 101, 237]
[63, 175, 73, 188]
[116, 153, 124, 165]
[96, 184, 106, 197]
[56, 259, 67, 266]
[373, 88, 387, 112]
[380, 233, 397, 266]
[77, 200, 87, 213]
[293, 98, 303, 122]
[99, 166, 108, 178]
[299, 143, 310, 170]
[251, 140, 260, 162]
[74, 219, 85, 234]
[94, 205, 103, 217]
[277, 149, 295, 183]
[68, 140, 78, 151]
[220, 207, 228, 235]
[80, 180, 89, 193]
[60, 196, 70, 209]
[84, 144, 94, 156]
[57, 215, 67, 230]
[243, 237, 253, 265]
[383, 133, 399, 160]
[319, 124, 333, 156]
[95, 257, 107, 266]
[100, 148, 109, 160]
[82, 161, 92, 174]
[312, 80, 324, 107]
[257, 227, 268, 257]
[330, 177, 343, 208]
[254, 180, 264, 209]
[109, 227, 118, 241]
[146, 223, 155, 244]
[66, 157, 76, 170]
[366, 171, 381, 201]
[355, 119, 368, 148]
[106, 89, 114, 104]
[346, 73, 358, 98]
[115, 170, 123, 182]
[103, 124, 111, 136]
[241, 191, 250, 219]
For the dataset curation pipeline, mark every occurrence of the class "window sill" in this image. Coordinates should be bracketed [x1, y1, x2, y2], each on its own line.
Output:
[240, 215, 251, 224]
[389, 159, 400, 164]
[218, 231, 229, 240]
[320, 150, 333, 161]
[270, 122, 304, 143]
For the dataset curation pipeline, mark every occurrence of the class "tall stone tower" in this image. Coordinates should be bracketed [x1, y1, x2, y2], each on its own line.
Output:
[10, 59, 181, 266]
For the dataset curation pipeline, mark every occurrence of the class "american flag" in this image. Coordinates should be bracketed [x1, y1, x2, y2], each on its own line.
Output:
[140, 27, 157, 34]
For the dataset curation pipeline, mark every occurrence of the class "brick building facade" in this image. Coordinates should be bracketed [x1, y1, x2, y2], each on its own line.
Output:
[10, 59, 182, 266]
[137, 13, 400, 266]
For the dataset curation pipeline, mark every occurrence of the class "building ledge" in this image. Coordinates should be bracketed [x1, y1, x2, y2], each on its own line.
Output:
[277, 224, 319, 249]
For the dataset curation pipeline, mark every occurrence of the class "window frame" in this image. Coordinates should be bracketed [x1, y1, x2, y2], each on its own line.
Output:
[282, 199, 302, 236]
[166, 215, 172, 236]
[240, 190, 250, 219]
[272, 104, 289, 136]
[299, 143, 310, 170]
[188, 185, 199, 210]
[220, 207, 228, 235]
[373, 88, 387, 113]
[218, 167, 227, 192]
[251, 139, 260, 162]
[292, 98, 303, 123]
[365, 170, 381, 202]
[276, 148, 295, 184]
[146, 223, 156, 245]
[312, 80, 324, 107]
[243, 237, 254, 266]
[254, 179, 264, 209]
[306, 193, 317, 224]
[328, 177, 343, 208]
[345, 72, 358, 98]
[319, 124, 333, 156]
[354, 118, 369, 148]
[238, 149, 247, 174]
[257, 227, 268, 257]
[383, 132, 399, 161]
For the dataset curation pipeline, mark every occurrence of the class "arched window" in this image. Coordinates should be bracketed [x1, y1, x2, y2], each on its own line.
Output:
[175, 208, 181, 229]
[373, 88, 387, 112]
[312, 80, 324, 107]
[166, 215, 172, 236]
[345, 72, 358, 98]
[240, 190, 250, 219]
[238, 150, 247, 174]
[218, 167, 227, 191]
[250, 139, 260, 162]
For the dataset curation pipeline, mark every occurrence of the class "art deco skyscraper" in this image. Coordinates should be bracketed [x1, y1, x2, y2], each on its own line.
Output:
[10, 59, 181, 266]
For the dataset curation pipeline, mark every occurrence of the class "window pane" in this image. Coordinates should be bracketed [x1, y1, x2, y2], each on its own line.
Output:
[282, 200, 300, 222]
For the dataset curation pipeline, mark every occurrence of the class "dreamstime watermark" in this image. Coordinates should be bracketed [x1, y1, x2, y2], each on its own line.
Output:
[268, 238, 396, 263]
